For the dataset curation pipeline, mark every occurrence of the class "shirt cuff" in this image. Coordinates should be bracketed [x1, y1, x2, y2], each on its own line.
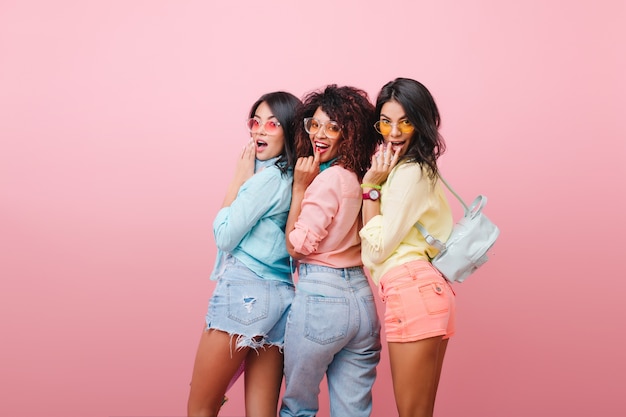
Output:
[289, 221, 323, 255]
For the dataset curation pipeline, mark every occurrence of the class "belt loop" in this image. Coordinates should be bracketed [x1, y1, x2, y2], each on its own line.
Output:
[401, 263, 413, 280]
[407, 262, 418, 281]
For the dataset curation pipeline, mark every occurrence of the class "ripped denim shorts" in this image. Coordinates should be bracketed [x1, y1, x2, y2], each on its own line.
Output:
[205, 254, 295, 350]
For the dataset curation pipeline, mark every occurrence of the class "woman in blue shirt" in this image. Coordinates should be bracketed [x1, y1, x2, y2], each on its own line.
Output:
[188, 91, 301, 417]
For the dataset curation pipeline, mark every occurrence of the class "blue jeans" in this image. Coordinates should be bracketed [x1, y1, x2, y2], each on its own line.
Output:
[280, 264, 381, 417]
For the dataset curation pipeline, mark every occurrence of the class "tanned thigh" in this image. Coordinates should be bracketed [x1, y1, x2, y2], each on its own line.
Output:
[388, 336, 444, 417]
[187, 329, 248, 417]
[433, 338, 449, 401]
[244, 345, 284, 417]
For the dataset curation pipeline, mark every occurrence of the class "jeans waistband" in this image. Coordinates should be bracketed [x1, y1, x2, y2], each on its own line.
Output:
[299, 263, 365, 280]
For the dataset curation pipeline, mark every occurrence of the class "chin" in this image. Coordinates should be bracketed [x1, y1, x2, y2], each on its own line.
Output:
[258, 151, 279, 161]
[323, 151, 339, 161]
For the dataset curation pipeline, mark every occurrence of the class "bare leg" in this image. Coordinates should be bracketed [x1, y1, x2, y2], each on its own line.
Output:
[187, 329, 249, 417]
[388, 336, 447, 417]
[433, 338, 449, 404]
[244, 345, 284, 417]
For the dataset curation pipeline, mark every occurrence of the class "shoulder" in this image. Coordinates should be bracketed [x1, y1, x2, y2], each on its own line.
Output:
[389, 161, 424, 184]
[313, 165, 359, 197]
[249, 165, 292, 186]
[322, 165, 358, 180]
[395, 161, 423, 174]
[238, 166, 291, 201]
[316, 165, 358, 186]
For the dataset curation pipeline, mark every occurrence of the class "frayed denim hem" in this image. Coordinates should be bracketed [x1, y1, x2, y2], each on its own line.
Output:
[204, 326, 284, 356]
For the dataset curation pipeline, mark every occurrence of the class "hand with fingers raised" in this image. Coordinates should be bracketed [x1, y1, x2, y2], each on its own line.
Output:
[293, 148, 321, 192]
[362, 142, 400, 188]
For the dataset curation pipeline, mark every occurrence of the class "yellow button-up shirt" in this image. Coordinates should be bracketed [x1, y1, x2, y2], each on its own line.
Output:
[360, 162, 453, 285]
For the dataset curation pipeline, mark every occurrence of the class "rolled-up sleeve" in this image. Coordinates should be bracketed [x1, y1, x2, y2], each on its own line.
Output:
[290, 221, 324, 255]
[359, 214, 384, 261]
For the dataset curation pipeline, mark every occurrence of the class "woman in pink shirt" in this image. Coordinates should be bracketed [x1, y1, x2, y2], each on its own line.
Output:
[279, 85, 381, 417]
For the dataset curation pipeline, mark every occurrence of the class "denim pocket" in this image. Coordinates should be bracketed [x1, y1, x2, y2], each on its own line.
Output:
[226, 280, 270, 325]
[418, 282, 449, 315]
[304, 296, 349, 345]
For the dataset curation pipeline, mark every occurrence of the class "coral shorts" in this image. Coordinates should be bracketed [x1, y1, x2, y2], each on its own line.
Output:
[379, 260, 456, 343]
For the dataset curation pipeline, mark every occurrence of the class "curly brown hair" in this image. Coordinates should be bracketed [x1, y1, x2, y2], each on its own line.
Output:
[294, 84, 377, 179]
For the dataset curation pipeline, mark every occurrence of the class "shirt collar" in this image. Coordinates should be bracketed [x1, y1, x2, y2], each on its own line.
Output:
[255, 156, 280, 173]
[320, 157, 339, 172]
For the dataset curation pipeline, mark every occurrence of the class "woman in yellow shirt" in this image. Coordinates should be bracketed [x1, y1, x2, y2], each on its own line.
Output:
[360, 78, 455, 417]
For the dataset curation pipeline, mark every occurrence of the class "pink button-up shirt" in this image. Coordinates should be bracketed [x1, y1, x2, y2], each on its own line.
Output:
[289, 165, 363, 268]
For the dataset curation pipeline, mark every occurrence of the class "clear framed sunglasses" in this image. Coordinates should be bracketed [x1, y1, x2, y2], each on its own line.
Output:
[303, 117, 342, 139]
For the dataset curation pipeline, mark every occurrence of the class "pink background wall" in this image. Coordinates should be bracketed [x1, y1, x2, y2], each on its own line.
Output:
[1, 1, 625, 416]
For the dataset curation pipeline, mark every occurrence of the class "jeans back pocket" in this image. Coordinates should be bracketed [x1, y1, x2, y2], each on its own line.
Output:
[227, 280, 270, 325]
[304, 296, 349, 345]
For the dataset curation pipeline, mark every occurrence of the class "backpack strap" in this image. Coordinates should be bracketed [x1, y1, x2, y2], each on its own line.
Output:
[437, 174, 469, 212]
[415, 174, 464, 251]
[415, 222, 446, 252]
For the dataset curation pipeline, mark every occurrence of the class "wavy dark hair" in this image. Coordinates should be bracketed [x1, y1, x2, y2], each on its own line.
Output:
[294, 85, 377, 179]
[375, 78, 446, 180]
[248, 91, 301, 175]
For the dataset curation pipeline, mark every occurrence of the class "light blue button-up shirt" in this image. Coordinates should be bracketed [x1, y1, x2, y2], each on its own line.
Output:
[210, 158, 293, 283]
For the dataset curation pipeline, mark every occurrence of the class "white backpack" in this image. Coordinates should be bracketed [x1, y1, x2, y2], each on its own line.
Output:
[416, 176, 500, 283]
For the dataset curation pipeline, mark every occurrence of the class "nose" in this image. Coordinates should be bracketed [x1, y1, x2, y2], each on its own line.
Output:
[314, 125, 327, 138]
[257, 125, 268, 135]
[390, 124, 402, 137]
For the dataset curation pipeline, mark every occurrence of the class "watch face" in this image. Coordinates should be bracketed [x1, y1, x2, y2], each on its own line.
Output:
[369, 189, 380, 200]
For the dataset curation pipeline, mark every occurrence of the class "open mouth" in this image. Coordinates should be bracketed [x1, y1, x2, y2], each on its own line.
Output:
[314, 141, 329, 152]
[256, 140, 268, 151]
[389, 140, 405, 152]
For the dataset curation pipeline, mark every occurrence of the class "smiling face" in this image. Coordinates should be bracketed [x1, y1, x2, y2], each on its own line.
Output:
[250, 101, 285, 161]
[309, 107, 342, 163]
[378, 100, 415, 159]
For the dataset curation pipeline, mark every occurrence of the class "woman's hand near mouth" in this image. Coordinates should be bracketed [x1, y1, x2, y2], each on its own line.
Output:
[293, 149, 321, 193]
[221, 140, 256, 207]
[362, 142, 400, 187]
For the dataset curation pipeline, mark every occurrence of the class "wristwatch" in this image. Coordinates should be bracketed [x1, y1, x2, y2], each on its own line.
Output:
[362, 189, 381, 201]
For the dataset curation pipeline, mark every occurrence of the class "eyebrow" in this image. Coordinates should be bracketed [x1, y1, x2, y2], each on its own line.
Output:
[253, 113, 278, 120]
[380, 113, 409, 120]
